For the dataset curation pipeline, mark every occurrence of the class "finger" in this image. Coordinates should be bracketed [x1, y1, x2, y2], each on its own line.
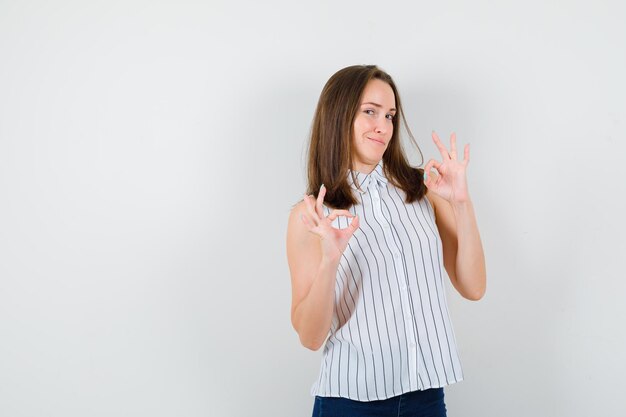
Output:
[463, 143, 470, 166]
[301, 215, 324, 239]
[327, 209, 355, 222]
[424, 158, 442, 175]
[315, 184, 326, 218]
[449, 132, 458, 160]
[423, 162, 433, 186]
[300, 211, 321, 234]
[432, 131, 451, 160]
[427, 158, 443, 171]
[346, 214, 360, 233]
[303, 194, 320, 226]
[300, 212, 312, 229]
[423, 159, 441, 187]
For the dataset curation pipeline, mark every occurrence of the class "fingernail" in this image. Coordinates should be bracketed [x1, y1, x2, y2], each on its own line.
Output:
[320, 183, 325, 190]
[423, 172, 428, 181]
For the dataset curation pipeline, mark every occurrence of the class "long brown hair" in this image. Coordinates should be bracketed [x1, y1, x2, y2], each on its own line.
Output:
[306, 65, 425, 209]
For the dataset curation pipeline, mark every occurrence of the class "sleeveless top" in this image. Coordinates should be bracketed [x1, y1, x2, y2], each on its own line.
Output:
[311, 160, 464, 401]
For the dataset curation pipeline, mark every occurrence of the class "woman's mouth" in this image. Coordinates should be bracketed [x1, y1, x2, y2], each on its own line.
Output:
[367, 137, 386, 145]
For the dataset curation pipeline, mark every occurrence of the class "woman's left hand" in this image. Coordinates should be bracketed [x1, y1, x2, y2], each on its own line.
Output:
[423, 131, 470, 204]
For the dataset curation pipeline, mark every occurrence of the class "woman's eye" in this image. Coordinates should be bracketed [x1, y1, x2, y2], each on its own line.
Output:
[364, 109, 375, 115]
[386, 114, 395, 120]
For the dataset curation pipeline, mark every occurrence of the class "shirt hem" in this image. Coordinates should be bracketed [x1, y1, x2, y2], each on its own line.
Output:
[311, 377, 464, 401]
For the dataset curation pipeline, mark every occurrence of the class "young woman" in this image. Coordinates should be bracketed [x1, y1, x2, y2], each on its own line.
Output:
[286, 65, 486, 417]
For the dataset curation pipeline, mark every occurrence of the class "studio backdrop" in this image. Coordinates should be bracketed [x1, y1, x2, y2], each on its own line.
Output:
[0, 1, 624, 416]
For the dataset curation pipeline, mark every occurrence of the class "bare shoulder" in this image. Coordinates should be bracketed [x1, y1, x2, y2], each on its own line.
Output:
[286, 199, 323, 316]
[423, 171, 447, 219]
[425, 188, 453, 226]
[424, 187, 459, 285]
[287, 200, 309, 243]
[286, 200, 320, 266]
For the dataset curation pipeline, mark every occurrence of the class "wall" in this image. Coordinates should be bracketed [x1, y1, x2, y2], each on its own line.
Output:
[1, 1, 624, 416]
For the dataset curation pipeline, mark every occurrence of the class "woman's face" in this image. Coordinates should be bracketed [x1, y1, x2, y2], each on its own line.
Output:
[352, 78, 396, 173]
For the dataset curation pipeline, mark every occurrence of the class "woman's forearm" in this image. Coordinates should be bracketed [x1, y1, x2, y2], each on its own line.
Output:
[451, 198, 486, 300]
[291, 255, 341, 351]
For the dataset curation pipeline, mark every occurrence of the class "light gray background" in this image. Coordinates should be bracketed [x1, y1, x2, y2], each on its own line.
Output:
[1, 1, 624, 416]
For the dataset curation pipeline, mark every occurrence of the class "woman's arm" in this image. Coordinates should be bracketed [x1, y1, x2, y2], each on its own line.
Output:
[286, 188, 360, 350]
[427, 191, 486, 300]
[424, 131, 486, 301]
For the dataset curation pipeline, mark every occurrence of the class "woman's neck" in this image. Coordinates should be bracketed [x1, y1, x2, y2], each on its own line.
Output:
[351, 160, 380, 175]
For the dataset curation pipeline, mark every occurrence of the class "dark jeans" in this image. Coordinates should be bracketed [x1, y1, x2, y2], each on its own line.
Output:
[312, 388, 447, 417]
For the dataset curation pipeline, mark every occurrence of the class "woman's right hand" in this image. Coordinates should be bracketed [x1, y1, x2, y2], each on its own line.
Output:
[300, 184, 360, 262]
[287, 185, 359, 349]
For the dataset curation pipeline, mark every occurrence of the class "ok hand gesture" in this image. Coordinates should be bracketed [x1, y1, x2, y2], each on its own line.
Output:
[423, 132, 470, 204]
[301, 185, 360, 261]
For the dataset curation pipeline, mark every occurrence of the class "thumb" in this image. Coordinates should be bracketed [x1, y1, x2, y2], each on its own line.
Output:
[347, 214, 360, 233]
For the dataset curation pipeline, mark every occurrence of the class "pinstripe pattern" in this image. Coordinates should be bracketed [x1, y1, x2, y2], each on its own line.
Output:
[311, 160, 463, 401]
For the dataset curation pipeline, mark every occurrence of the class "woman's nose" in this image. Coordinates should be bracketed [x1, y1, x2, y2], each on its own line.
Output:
[374, 118, 387, 134]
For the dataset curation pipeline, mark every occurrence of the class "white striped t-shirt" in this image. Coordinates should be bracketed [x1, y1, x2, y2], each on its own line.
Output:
[311, 160, 464, 401]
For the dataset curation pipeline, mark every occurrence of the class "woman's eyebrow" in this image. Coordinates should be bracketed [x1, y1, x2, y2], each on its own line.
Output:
[361, 102, 396, 112]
